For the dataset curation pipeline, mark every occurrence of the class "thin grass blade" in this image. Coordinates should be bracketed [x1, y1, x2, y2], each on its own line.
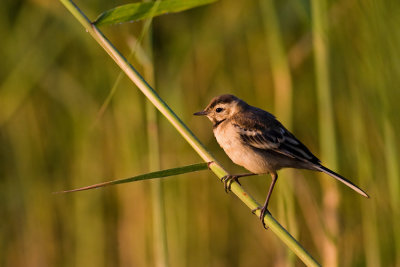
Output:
[94, 0, 217, 26]
[55, 163, 209, 193]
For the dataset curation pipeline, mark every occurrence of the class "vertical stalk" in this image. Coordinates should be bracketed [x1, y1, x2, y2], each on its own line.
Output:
[351, 106, 380, 267]
[384, 119, 400, 265]
[141, 5, 169, 266]
[311, 0, 339, 266]
[259, 0, 297, 265]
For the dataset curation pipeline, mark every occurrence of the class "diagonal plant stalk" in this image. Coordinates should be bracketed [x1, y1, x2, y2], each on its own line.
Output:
[59, 0, 320, 265]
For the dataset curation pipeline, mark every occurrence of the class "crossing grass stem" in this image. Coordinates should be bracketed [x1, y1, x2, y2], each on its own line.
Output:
[59, 0, 321, 265]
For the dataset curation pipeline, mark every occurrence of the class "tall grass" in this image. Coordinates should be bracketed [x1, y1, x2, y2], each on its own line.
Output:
[1, 0, 399, 266]
[311, 0, 339, 265]
[259, 0, 297, 265]
[142, 6, 170, 266]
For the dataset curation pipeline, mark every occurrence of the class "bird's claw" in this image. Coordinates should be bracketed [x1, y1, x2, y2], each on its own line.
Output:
[220, 175, 241, 193]
[251, 206, 262, 215]
[259, 206, 269, 230]
[251, 206, 270, 229]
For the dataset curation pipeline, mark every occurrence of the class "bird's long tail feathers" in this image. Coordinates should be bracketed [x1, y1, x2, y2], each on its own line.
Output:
[316, 165, 369, 198]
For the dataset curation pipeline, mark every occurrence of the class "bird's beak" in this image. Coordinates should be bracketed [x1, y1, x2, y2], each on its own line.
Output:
[193, 110, 209, 116]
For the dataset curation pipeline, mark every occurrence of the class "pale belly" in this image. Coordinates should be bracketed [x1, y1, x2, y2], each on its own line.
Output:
[213, 123, 273, 174]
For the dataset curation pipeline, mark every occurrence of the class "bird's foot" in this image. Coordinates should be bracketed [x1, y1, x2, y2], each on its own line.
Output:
[259, 206, 269, 229]
[220, 175, 241, 193]
[251, 206, 262, 215]
[251, 206, 270, 229]
[220, 173, 256, 193]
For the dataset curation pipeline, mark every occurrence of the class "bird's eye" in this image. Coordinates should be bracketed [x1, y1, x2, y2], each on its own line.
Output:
[215, 107, 223, 113]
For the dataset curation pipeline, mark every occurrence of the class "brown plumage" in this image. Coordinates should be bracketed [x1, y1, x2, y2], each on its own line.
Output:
[194, 94, 369, 228]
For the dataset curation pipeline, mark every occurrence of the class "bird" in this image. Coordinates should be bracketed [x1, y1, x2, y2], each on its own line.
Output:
[194, 94, 369, 228]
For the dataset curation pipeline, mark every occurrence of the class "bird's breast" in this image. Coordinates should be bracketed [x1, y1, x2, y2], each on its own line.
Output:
[213, 122, 272, 174]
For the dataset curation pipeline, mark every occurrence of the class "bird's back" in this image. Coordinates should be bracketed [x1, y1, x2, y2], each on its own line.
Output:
[232, 105, 321, 167]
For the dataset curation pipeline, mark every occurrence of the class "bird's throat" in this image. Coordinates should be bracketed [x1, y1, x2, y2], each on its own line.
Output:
[213, 119, 226, 128]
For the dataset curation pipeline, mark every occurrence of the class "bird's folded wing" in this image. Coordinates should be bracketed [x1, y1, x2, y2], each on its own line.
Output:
[234, 122, 320, 164]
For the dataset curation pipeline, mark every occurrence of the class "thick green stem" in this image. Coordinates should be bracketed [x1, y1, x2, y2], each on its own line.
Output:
[59, 0, 320, 265]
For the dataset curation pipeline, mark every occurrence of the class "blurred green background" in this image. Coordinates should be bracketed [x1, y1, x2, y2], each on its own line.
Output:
[1, 0, 399, 266]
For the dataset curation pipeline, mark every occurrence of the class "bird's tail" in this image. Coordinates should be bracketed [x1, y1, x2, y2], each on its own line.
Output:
[316, 165, 369, 198]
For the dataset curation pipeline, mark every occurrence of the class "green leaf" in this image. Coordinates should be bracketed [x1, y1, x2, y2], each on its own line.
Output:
[94, 0, 217, 26]
[55, 163, 209, 193]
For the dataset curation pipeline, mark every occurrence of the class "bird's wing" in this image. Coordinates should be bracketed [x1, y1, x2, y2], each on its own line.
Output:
[234, 112, 320, 164]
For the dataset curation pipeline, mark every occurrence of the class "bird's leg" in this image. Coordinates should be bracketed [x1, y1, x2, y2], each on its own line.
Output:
[220, 173, 256, 193]
[253, 172, 278, 229]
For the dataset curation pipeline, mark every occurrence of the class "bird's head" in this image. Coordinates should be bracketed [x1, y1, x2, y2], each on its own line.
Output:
[194, 94, 247, 125]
